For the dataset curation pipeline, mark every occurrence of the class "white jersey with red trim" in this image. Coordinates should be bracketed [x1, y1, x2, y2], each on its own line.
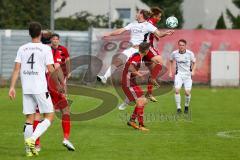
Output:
[124, 21, 157, 46]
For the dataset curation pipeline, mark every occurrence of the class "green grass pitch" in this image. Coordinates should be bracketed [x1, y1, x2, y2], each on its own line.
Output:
[0, 87, 240, 160]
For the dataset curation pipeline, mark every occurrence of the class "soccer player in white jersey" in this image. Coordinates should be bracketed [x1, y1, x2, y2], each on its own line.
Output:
[169, 39, 196, 114]
[97, 9, 174, 84]
[8, 22, 58, 157]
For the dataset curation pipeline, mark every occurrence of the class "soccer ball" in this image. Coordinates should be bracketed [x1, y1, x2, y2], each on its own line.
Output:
[166, 16, 178, 28]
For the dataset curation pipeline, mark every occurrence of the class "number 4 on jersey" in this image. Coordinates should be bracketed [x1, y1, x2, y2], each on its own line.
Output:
[27, 53, 35, 69]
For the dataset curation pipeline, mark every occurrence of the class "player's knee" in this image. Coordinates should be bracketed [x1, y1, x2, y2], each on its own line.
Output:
[25, 114, 35, 124]
[175, 89, 180, 94]
[44, 112, 55, 122]
[185, 90, 191, 96]
[34, 112, 41, 121]
[136, 97, 148, 106]
[152, 56, 163, 64]
[61, 106, 70, 115]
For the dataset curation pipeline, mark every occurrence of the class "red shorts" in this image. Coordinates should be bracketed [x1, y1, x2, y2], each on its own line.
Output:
[143, 46, 160, 63]
[122, 85, 144, 102]
[47, 73, 68, 110]
[49, 89, 68, 110]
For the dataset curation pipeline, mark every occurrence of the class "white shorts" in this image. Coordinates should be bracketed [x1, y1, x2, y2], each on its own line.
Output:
[118, 47, 139, 62]
[23, 92, 54, 115]
[174, 74, 192, 90]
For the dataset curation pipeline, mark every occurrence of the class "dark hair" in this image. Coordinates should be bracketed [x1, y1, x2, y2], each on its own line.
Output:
[140, 9, 151, 20]
[29, 22, 42, 38]
[139, 42, 150, 53]
[150, 7, 163, 17]
[178, 39, 187, 45]
[41, 30, 52, 44]
[51, 33, 60, 39]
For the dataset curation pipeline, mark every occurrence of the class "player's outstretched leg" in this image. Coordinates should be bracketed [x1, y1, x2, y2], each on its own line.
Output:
[97, 65, 117, 84]
[145, 55, 163, 101]
[146, 77, 158, 102]
[97, 56, 124, 84]
[118, 98, 130, 110]
[61, 106, 75, 151]
[149, 55, 163, 87]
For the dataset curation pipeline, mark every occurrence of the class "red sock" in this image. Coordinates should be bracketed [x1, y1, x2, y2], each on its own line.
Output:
[147, 79, 153, 95]
[131, 107, 138, 121]
[151, 63, 162, 80]
[62, 114, 71, 140]
[135, 106, 144, 126]
[33, 120, 40, 146]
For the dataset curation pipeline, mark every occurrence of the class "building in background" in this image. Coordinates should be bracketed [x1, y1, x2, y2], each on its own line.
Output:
[55, 0, 240, 29]
[183, 0, 240, 29]
[55, 0, 149, 26]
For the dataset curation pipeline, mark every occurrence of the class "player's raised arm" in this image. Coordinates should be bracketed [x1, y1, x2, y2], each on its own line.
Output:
[9, 62, 21, 100]
[153, 29, 174, 39]
[103, 28, 126, 37]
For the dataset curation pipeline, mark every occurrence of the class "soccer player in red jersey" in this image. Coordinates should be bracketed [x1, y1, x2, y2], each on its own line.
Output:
[118, 8, 169, 110]
[122, 42, 150, 131]
[34, 33, 75, 151]
[49, 33, 74, 150]
[143, 7, 164, 102]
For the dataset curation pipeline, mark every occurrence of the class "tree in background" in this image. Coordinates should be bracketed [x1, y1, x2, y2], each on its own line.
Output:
[215, 13, 227, 29]
[141, 0, 184, 28]
[0, 0, 51, 29]
[226, 8, 240, 29]
[225, 0, 240, 29]
[55, 11, 123, 30]
[233, 0, 240, 8]
[0, 0, 121, 30]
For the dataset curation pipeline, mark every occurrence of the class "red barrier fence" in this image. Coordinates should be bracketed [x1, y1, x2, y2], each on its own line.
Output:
[156, 30, 240, 83]
[95, 29, 240, 83]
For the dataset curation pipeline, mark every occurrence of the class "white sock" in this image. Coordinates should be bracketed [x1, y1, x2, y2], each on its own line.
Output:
[175, 94, 181, 109]
[185, 95, 191, 107]
[23, 123, 33, 139]
[103, 65, 117, 80]
[31, 119, 51, 141]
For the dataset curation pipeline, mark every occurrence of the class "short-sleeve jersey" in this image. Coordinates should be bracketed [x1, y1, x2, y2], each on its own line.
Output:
[122, 53, 142, 87]
[15, 42, 54, 94]
[144, 18, 159, 46]
[170, 49, 196, 76]
[124, 21, 157, 46]
[51, 45, 70, 77]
